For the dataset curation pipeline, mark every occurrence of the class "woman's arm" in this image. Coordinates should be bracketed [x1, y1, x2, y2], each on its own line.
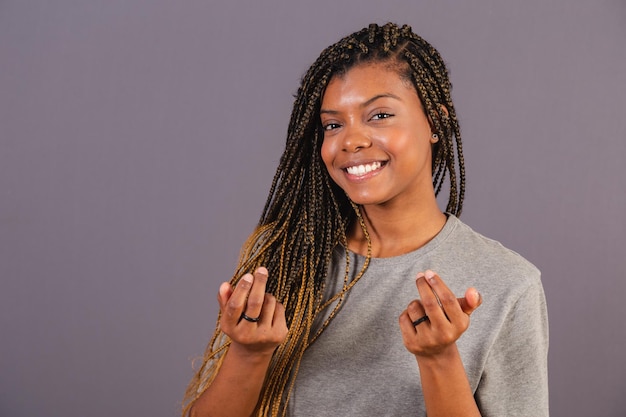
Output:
[191, 268, 288, 417]
[415, 344, 480, 417]
[399, 270, 482, 417]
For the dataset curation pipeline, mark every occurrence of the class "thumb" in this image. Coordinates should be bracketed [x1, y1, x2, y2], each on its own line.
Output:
[457, 287, 482, 316]
[216, 282, 233, 310]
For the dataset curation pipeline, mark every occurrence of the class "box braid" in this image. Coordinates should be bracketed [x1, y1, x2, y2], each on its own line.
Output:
[183, 22, 465, 416]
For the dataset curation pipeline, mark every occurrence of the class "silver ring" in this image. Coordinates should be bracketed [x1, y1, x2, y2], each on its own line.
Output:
[412, 315, 429, 327]
[240, 313, 261, 323]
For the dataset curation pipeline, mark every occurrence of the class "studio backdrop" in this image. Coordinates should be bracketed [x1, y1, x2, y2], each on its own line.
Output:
[1, 1, 625, 416]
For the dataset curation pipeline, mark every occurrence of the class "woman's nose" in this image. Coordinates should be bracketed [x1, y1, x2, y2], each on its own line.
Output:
[342, 126, 371, 152]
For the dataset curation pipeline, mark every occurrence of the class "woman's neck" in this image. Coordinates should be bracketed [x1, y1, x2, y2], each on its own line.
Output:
[347, 200, 447, 258]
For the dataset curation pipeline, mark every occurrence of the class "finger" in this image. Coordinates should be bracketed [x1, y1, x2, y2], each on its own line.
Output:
[398, 309, 417, 340]
[272, 299, 288, 333]
[406, 300, 429, 330]
[241, 267, 269, 322]
[258, 293, 276, 326]
[217, 282, 233, 310]
[223, 273, 254, 323]
[457, 288, 482, 316]
[415, 273, 445, 322]
[417, 270, 465, 325]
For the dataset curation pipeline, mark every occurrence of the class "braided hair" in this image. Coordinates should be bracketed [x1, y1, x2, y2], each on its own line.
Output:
[183, 22, 465, 416]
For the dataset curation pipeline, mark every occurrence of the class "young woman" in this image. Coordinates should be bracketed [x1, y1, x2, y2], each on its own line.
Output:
[183, 23, 549, 417]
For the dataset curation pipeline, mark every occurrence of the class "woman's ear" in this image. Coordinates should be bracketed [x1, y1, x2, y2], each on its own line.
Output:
[427, 104, 450, 133]
[439, 104, 449, 118]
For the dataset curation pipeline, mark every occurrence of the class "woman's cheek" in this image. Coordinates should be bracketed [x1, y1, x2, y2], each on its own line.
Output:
[320, 138, 334, 172]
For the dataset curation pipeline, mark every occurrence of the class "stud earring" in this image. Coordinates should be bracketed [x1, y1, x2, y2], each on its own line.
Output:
[431, 133, 439, 143]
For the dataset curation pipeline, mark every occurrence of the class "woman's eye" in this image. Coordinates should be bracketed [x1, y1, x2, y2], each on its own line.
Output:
[323, 122, 341, 131]
[371, 112, 392, 120]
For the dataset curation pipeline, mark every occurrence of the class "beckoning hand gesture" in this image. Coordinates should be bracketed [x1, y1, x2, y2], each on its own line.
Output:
[217, 267, 288, 357]
[399, 270, 482, 357]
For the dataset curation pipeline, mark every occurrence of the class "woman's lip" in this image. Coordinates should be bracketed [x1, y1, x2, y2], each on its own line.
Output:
[342, 161, 386, 178]
[341, 160, 386, 171]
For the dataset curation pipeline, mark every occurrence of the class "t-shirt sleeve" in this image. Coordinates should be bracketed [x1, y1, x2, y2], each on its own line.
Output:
[475, 276, 549, 416]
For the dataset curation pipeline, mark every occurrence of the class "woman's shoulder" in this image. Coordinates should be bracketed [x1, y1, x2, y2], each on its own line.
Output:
[442, 215, 541, 288]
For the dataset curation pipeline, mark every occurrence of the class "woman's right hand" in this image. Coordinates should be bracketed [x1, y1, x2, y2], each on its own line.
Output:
[190, 268, 288, 417]
[217, 267, 288, 357]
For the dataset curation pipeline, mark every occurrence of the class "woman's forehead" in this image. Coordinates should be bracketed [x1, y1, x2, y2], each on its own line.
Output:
[321, 62, 419, 107]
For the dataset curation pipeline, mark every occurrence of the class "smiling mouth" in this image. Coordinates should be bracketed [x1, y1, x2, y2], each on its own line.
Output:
[345, 161, 384, 176]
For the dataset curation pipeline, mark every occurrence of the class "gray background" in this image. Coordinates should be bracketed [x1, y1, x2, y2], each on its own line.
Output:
[1, 0, 625, 416]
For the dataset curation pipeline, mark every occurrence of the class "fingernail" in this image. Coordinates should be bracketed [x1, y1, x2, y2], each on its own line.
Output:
[425, 270, 436, 281]
[416, 272, 425, 280]
[241, 273, 253, 283]
[219, 282, 230, 296]
[256, 266, 268, 276]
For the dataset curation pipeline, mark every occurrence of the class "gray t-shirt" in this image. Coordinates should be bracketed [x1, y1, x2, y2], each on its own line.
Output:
[287, 215, 549, 416]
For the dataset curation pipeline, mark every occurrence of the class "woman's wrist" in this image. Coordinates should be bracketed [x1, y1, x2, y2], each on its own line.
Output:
[415, 343, 463, 371]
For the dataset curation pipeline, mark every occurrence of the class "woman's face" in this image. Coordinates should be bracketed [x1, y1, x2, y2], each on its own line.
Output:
[320, 62, 436, 209]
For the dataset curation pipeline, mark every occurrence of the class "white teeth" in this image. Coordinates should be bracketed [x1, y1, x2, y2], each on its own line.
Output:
[346, 162, 382, 176]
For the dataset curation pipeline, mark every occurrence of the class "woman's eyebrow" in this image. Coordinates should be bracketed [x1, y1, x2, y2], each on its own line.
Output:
[361, 93, 402, 108]
[320, 93, 402, 114]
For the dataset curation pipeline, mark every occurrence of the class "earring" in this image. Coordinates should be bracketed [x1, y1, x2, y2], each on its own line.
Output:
[431, 133, 439, 143]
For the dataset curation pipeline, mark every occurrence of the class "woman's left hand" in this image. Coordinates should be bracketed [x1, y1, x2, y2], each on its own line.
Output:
[399, 270, 482, 357]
